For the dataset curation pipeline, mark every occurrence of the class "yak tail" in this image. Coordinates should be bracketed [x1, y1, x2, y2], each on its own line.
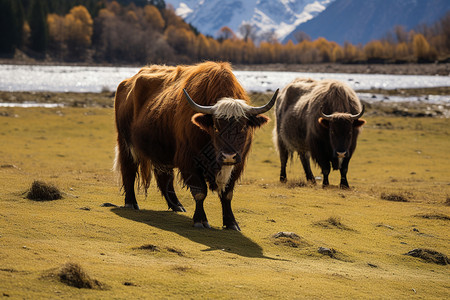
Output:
[113, 144, 152, 196]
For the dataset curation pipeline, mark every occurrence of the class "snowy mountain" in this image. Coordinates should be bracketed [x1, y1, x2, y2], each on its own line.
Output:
[283, 0, 450, 45]
[165, 0, 335, 41]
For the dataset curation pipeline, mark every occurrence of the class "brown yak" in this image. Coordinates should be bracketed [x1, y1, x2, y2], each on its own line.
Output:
[114, 61, 278, 230]
[273, 78, 365, 188]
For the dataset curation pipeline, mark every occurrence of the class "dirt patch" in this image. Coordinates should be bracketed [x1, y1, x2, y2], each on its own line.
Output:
[405, 248, 449, 265]
[26, 181, 62, 201]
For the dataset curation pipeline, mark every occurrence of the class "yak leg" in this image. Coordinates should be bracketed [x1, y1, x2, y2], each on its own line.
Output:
[183, 172, 210, 228]
[339, 158, 350, 189]
[299, 152, 316, 184]
[220, 182, 240, 231]
[318, 159, 331, 188]
[118, 143, 139, 209]
[154, 169, 186, 212]
[278, 142, 289, 183]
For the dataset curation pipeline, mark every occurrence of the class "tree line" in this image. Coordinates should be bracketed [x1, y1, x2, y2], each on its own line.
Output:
[1, 0, 449, 64]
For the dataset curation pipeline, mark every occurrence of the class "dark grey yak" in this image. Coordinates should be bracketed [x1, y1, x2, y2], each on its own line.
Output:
[273, 78, 366, 188]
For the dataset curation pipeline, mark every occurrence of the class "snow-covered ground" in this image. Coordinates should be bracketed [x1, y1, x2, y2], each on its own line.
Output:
[1, 64, 449, 103]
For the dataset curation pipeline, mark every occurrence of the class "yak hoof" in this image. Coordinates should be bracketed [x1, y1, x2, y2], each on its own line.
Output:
[171, 205, 186, 212]
[194, 221, 211, 229]
[194, 222, 204, 228]
[226, 223, 241, 231]
[202, 221, 211, 228]
[340, 184, 350, 190]
[280, 177, 287, 183]
[124, 203, 140, 210]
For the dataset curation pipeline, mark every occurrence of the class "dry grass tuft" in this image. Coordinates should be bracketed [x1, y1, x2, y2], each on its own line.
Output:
[287, 180, 307, 189]
[136, 244, 160, 252]
[271, 232, 310, 248]
[380, 192, 410, 202]
[58, 263, 106, 289]
[445, 197, 450, 206]
[414, 213, 450, 221]
[165, 247, 185, 256]
[314, 217, 355, 231]
[26, 180, 62, 201]
[405, 249, 450, 265]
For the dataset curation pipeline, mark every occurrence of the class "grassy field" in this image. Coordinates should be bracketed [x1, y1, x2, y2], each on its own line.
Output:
[0, 100, 449, 298]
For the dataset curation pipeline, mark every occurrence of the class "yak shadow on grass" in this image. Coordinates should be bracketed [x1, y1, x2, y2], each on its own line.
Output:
[112, 208, 275, 259]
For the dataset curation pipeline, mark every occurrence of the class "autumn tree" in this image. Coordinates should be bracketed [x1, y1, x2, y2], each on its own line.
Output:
[64, 5, 93, 59]
[364, 40, 385, 62]
[412, 33, 432, 62]
[144, 4, 164, 31]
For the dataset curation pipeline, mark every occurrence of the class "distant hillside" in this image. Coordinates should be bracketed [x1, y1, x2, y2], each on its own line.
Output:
[283, 0, 450, 45]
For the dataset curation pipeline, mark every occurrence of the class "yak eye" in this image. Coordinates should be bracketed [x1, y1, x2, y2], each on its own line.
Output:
[214, 126, 220, 133]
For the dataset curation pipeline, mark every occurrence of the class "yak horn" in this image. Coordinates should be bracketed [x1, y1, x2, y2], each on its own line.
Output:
[350, 105, 365, 120]
[320, 111, 333, 120]
[183, 88, 214, 114]
[247, 89, 279, 115]
[321, 105, 365, 120]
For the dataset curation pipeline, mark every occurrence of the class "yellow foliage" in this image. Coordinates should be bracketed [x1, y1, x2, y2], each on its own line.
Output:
[47, 13, 65, 44]
[64, 5, 93, 48]
[412, 33, 431, 60]
[332, 46, 344, 62]
[144, 5, 165, 31]
[364, 40, 384, 60]
[395, 42, 409, 60]
[98, 8, 115, 19]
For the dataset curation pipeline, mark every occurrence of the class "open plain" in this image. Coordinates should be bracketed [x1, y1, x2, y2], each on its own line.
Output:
[0, 91, 449, 299]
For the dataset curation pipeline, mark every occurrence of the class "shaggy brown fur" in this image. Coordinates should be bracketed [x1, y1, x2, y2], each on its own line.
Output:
[273, 78, 365, 188]
[114, 61, 273, 229]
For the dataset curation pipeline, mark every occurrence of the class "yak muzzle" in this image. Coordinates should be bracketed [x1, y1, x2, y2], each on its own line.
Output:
[336, 152, 347, 159]
[220, 152, 241, 165]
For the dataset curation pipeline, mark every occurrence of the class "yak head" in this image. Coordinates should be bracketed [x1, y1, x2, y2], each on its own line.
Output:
[318, 106, 366, 168]
[184, 89, 278, 166]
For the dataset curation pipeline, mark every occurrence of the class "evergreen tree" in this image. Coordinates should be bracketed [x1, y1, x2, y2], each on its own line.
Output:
[13, 0, 25, 49]
[28, 0, 48, 54]
[0, 0, 25, 55]
[0, 0, 16, 54]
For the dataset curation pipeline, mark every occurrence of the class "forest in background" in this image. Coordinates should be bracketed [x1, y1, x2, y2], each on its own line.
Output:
[1, 0, 449, 65]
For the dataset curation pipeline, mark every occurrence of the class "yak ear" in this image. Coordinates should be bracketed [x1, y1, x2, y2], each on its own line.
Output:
[318, 117, 329, 128]
[192, 113, 213, 131]
[248, 114, 270, 128]
[353, 119, 366, 128]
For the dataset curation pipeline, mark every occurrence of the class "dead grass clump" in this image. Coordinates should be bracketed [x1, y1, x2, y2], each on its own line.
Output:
[445, 197, 450, 206]
[26, 181, 62, 201]
[414, 213, 450, 221]
[380, 192, 410, 202]
[272, 232, 310, 248]
[165, 247, 185, 256]
[58, 263, 105, 289]
[314, 217, 354, 231]
[405, 249, 449, 265]
[136, 244, 160, 252]
[287, 180, 307, 189]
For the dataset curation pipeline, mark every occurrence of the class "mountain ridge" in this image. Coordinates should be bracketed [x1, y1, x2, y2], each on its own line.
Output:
[283, 0, 450, 44]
